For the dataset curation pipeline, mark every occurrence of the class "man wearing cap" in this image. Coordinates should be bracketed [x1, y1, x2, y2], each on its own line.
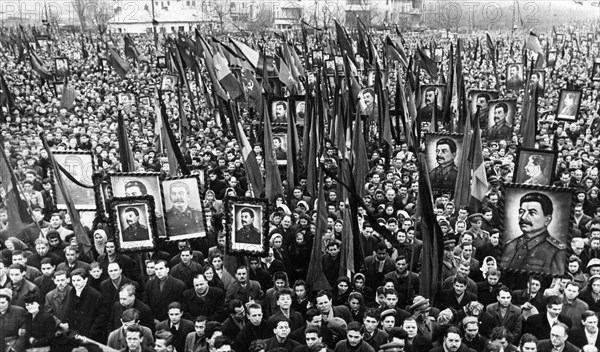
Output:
[429, 138, 458, 190]
[235, 208, 261, 245]
[499, 192, 568, 276]
[465, 213, 490, 252]
[462, 316, 487, 352]
[0, 288, 29, 352]
[409, 296, 436, 342]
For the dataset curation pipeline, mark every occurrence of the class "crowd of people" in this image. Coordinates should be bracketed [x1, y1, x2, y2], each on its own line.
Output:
[2, 14, 600, 352]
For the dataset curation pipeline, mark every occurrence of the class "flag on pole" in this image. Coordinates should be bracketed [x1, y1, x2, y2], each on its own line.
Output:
[108, 47, 130, 78]
[0, 144, 33, 238]
[40, 134, 92, 252]
[526, 31, 544, 54]
[60, 78, 76, 110]
[306, 168, 332, 292]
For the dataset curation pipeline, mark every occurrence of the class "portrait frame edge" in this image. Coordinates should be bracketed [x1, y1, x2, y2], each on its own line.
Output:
[512, 147, 558, 185]
[555, 89, 583, 122]
[224, 196, 270, 257]
[498, 182, 575, 278]
[424, 132, 464, 197]
[108, 195, 157, 254]
[159, 174, 207, 242]
[92, 172, 110, 221]
[51, 150, 96, 210]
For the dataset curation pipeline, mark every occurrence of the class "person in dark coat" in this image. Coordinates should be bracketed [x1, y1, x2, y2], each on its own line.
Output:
[143, 260, 186, 322]
[334, 321, 375, 352]
[0, 288, 29, 352]
[34, 258, 57, 299]
[263, 317, 301, 351]
[182, 273, 226, 322]
[567, 310, 600, 349]
[233, 303, 273, 352]
[7, 263, 41, 309]
[97, 241, 141, 287]
[67, 268, 107, 343]
[536, 323, 579, 352]
[522, 296, 572, 341]
[24, 293, 55, 349]
[155, 302, 195, 352]
[360, 243, 396, 291]
[437, 276, 478, 311]
[100, 262, 141, 309]
[108, 284, 155, 334]
[511, 275, 546, 314]
[430, 326, 477, 352]
[322, 241, 342, 288]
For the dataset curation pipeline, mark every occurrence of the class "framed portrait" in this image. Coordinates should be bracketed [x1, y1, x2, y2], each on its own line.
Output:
[556, 89, 582, 122]
[555, 33, 564, 44]
[224, 196, 270, 257]
[109, 195, 157, 253]
[528, 70, 545, 94]
[547, 51, 557, 67]
[312, 50, 323, 67]
[592, 62, 600, 81]
[161, 175, 206, 241]
[108, 172, 166, 238]
[271, 99, 288, 124]
[419, 85, 445, 109]
[505, 63, 524, 90]
[499, 183, 573, 276]
[434, 47, 443, 63]
[424, 133, 463, 192]
[358, 88, 377, 115]
[484, 100, 517, 141]
[334, 55, 344, 74]
[157, 56, 166, 69]
[54, 57, 70, 77]
[513, 148, 557, 186]
[101, 58, 109, 72]
[118, 92, 136, 109]
[325, 59, 335, 76]
[293, 97, 306, 126]
[468, 90, 499, 117]
[52, 151, 96, 210]
[54, 82, 64, 97]
[588, 33, 594, 42]
[272, 133, 287, 165]
[161, 74, 178, 92]
[139, 96, 151, 106]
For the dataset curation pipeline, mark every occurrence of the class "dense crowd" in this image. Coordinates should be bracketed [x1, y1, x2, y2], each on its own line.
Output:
[3, 17, 600, 352]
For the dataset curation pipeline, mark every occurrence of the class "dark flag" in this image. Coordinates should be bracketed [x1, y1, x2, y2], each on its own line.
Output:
[0, 73, 15, 110]
[116, 110, 135, 172]
[306, 168, 332, 292]
[59, 78, 76, 110]
[28, 46, 53, 80]
[262, 94, 283, 199]
[40, 134, 92, 252]
[80, 34, 89, 59]
[334, 21, 357, 67]
[108, 47, 130, 78]
[0, 144, 33, 237]
[417, 157, 444, 302]
[415, 48, 439, 79]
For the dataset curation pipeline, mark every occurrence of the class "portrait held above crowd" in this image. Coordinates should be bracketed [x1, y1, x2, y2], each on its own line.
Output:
[3, 7, 600, 352]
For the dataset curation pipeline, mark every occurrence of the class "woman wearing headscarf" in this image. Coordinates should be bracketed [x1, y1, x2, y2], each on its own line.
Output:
[90, 228, 107, 261]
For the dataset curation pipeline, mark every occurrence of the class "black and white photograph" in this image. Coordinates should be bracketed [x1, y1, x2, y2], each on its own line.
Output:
[505, 63, 524, 90]
[161, 74, 178, 91]
[271, 99, 288, 124]
[484, 100, 517, 141]
[110, 196, 157, 252]
[161, 175, 206, 241]
[109, 173, 166, 238]
[294, 98, 306, 126]
[325, 59, 335, 76]
[592, 62, 600, 81]
[528, 70, 546, 94]
[499, 184, 573, 276]
[272, 133, 287, 165]
[358, 88, 377, 115]
[52, 151, 96, 210]
[513, 148, 558, 186]
[417, 85, 445, 126]
[468, 90, 500, 123]
[556, 89, 583, 122]
[434, 47, 443, 62]
[118, 92, 136, 110]
[547, 50, 558, 67]
[312, 50, 323, 66]
[224, 196, 269, 257]
[157, 55, 166, 68]
[424, 133, 463, 191]
[54, 57, 69, 79]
